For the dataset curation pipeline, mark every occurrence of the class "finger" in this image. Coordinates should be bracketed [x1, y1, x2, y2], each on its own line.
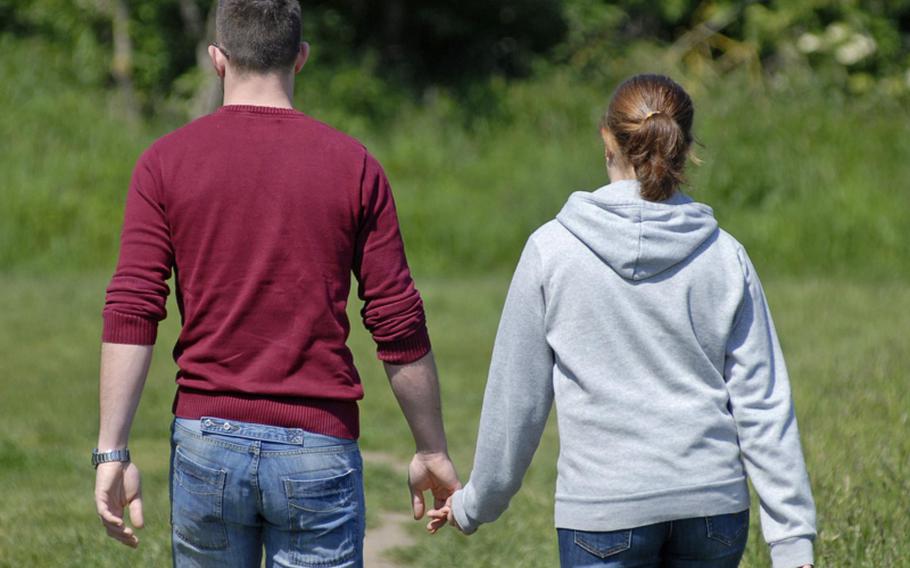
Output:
[411, 486, 426, 520]
[105, 525, 139, 547]
[96, 501, 124, 528]
[427, 516, 447, 534]
[128, 496, 145, 529]
[105, 522, 135, 538]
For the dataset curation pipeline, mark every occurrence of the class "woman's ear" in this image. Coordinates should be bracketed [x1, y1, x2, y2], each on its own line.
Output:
[600, 127, 619, 153]
[601, 127, 618, 164]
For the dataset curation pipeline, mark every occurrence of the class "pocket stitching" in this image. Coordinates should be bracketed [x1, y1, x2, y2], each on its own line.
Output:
[705, 510, 749, 546]
[174, 446, 227, 495]
[285, 470, 355, 513]
[574, 529, 633, 559]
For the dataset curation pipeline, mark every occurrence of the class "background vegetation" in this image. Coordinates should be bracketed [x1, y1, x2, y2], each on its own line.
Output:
[1, 0, 908, 565]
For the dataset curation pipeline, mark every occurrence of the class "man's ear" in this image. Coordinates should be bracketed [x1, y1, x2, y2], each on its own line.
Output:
[294, 42, 310, 74]
[208, 44, 227, 79]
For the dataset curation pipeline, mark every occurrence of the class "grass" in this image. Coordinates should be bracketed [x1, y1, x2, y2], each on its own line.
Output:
[0, 270, 908, 566]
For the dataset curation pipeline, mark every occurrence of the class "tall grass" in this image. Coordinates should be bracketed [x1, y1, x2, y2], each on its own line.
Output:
[2, 36, 908, 279]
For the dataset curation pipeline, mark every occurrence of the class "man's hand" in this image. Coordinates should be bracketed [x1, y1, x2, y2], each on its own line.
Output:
[408, 451, 460, 525]
[94, 461, 144, 548]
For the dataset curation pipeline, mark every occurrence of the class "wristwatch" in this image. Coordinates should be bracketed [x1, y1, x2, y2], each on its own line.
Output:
[92, 448, 131, 468]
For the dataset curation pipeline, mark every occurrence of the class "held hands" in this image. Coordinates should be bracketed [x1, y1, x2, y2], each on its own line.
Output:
[427, 496, 467, 535]
[94, 461, 144, 548]
[408, 451, 461, 527]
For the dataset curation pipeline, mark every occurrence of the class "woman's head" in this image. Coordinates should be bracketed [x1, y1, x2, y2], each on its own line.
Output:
[601, 74, 695, 202]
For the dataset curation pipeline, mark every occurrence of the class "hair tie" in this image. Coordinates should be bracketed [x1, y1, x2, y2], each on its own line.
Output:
[644, 110, 663, 120]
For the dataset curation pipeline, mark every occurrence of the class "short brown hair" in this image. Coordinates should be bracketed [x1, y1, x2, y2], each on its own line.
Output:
[601, 74, 695, 202]
[215, 0, 301, 74]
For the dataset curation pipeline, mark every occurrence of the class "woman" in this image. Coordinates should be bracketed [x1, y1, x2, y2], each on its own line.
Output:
[429, 74, 816, 567]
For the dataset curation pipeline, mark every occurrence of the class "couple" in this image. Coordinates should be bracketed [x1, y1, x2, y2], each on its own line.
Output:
[93, 2, 816, 567]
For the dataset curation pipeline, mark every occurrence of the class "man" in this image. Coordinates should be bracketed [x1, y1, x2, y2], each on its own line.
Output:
[93, 1, 459, 565]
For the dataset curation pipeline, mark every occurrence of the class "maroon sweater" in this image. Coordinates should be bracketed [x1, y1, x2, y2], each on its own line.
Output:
[103, 105, 431, 439]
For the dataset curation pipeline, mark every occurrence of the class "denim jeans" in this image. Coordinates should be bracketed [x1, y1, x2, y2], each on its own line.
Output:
[557, 510, 749, 567]
[169, 416, 365, 568]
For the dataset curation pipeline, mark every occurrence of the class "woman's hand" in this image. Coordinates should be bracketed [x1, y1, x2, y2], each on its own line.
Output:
[427, 496, 467, 534]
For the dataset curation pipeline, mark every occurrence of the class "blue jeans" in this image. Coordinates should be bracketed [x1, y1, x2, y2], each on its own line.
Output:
[169, 417, 365, 568]
[557, 510, 749, 567]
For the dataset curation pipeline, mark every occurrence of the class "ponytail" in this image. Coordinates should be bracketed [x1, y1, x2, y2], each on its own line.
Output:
[601, 75, 695, 202]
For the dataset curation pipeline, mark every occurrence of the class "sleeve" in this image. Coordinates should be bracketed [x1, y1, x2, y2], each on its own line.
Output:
[451, 238, 554, 534]
[102, 147, 173, 345]
[725, 247, 817, 568]
[352, 152, 431, 364]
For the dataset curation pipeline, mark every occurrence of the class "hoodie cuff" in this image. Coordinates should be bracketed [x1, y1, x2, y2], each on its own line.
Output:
[102, 311, 158, 345]
[770, 537, 814, 568]
[451, 488, 478, 535]
[376, 326, 431, 364]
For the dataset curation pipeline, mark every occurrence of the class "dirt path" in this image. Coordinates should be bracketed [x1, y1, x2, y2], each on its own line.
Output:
[362, 451, 416, 567]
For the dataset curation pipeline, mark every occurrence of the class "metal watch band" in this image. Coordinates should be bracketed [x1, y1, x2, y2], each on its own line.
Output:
[92, 448, 131, 468]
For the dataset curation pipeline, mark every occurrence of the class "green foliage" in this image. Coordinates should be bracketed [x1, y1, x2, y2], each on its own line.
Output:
[2, 35, 909, 279]
[559, 0, 910, 96]
[0, 35, 147, 271]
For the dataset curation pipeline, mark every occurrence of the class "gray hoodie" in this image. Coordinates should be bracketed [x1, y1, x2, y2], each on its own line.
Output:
[451, 179, 816, 567]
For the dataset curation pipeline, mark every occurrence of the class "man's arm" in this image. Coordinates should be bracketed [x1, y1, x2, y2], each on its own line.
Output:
[384, 352, 460, 521]
[96, 146, 171, 548]
[351, 152, 460, 519]
[94, 342, 153, 548]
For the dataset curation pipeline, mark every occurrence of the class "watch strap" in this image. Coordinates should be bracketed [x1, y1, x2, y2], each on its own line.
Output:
[92, 448, 131, 468]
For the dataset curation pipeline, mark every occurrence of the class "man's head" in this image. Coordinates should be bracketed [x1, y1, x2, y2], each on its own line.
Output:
[212, 0, 305, 76]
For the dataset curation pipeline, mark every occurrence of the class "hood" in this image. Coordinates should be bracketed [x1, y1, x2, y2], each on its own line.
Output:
[556, 179, 718, 281]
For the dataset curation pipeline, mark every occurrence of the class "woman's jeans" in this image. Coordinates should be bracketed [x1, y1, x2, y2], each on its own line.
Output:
[557, 510, 750, 567]
[169, 416, 365, 568]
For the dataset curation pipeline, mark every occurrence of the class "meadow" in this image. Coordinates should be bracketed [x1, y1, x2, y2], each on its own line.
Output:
[2, 28, 910, 568]
[0, 271, 908, 566]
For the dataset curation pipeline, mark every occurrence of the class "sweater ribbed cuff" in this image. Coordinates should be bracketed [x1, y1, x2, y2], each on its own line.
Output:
[376, 326, 431, 364]
[770, 536, 814, 568]
[102, 311, 158, 345]
[451, 488, 478, 535]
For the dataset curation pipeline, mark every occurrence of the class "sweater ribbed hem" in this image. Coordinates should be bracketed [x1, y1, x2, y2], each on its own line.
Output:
[376, 327, 432, 364]
[554, 476, 751, 532]
[102, 311, 158, 345]
[770, 536, 814, 568]
[218, 104, 303, 116]
[173, 387, 360, 439]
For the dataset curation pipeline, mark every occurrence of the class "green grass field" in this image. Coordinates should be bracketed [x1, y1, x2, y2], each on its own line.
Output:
[0, 270, 907, 566]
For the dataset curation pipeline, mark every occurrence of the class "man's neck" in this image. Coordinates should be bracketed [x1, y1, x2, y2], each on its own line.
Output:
[222, 71, 295, 109]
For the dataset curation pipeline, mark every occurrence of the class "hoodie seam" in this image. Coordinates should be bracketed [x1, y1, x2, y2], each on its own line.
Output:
[633, 204, 643, 280]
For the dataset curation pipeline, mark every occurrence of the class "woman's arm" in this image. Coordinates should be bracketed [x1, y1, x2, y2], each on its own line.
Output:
[725, 247, 817, 568]
[449, 238, 555, 534]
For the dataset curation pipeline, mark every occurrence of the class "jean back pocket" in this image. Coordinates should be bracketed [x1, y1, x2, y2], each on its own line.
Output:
[172, 446, 228, 550]
[705, 509, 750, 546]
[283, 469, 361, 566]
[574, 528, 633, 559]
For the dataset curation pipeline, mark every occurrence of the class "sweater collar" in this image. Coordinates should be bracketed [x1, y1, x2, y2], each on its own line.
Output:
[218, 104, 302, 116]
